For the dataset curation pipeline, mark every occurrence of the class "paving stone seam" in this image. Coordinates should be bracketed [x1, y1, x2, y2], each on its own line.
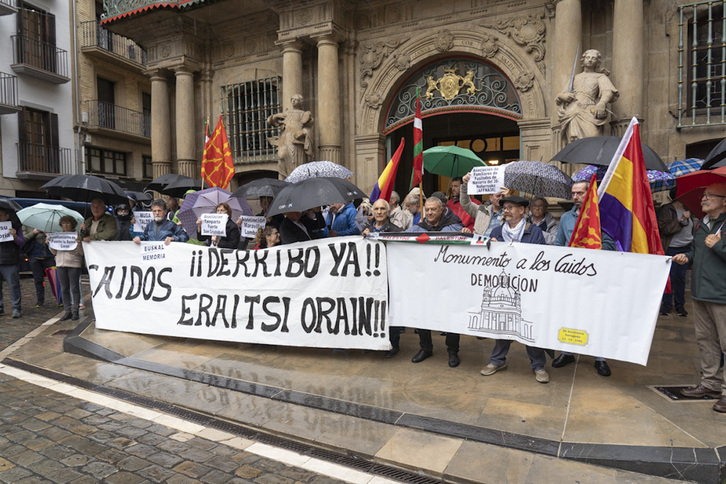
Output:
[0, 359, 439, 484]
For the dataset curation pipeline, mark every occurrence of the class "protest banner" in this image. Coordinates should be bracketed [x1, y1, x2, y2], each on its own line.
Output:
[239, 216, 267, 239]
[48, 232, 78, 251]
[84, 237, 389, 350]
[467, 166, 506, 195]
[0, 221, 12, 242]
[201, 213, 228, 236]
[386, 241, 671, 365]
[133, 211, 153, 233]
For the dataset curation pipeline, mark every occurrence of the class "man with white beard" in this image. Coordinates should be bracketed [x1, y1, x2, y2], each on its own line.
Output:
[133, 199, 189, 245]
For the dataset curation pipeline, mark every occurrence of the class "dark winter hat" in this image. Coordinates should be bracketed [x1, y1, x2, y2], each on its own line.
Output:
[500, 195, 529, 208]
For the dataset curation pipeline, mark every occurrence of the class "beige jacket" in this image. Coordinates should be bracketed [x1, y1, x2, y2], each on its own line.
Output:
[49, 235, 84, 268]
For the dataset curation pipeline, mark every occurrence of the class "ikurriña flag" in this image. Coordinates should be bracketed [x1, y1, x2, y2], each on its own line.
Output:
[201, 115, 235, 189]
[568, 174, 602, 249]
[370, 138, 405, 203]
[597, 118, 664, 256]
[411, 91, 424, 188]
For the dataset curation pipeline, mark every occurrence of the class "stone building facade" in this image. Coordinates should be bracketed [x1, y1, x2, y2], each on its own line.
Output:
[100, 0, 726, 194]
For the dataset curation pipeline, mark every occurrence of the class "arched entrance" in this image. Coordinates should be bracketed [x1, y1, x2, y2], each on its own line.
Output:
[382, 57, 522, 196]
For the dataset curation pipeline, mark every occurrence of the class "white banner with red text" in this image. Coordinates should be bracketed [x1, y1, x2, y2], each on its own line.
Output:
[84, 238, 390, 350]
[387, 241, 671, 365]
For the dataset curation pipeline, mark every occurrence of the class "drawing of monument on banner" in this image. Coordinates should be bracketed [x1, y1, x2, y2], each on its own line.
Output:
[468, 269, 535, 342]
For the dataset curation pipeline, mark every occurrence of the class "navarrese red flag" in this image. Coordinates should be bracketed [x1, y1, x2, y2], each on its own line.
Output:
[201, 115, 235, 189]
[568, 174, 602, 249]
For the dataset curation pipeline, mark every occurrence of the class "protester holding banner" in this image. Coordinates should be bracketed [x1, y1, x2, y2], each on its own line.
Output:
[460, 172, 508, 236]
[114, 203, 138, 241]
[448, 177, 480, 231]
[673, 182, 726, 413]
[481, 196, 550, 383]
[0, 208, 24, 318]
[80, 199, 117, 242]
[196, 203, 241, 249]
[280, 211, 313, 244]
[406, 197, 464, 367]
[133, 199, 189, 245]
[48, 215, 83, 321]
[553, 181, 614, 377]
[658, 187, 693, 317]
[527, 197, 559, 245]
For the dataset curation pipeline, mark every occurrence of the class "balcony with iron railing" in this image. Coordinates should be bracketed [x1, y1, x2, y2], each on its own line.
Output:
[83, 100, 151, 141]
[103, 0, 200, 22]
[10, 35, 70, 84]
[0, 72, 20, 114]
[80, 20, 147, 70]
[0, 0, 18, 15]
[16, 143, 73, 179]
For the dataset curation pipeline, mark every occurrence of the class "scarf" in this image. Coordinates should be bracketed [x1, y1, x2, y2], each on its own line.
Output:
[501, 218, 526, 242]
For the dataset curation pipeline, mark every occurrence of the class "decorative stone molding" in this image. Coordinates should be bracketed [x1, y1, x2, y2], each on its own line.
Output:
[364, 92, 383, 110]
[514, 71, 535, 92]
[392, 52, 410, 72]
[483, 14, 546, 71]
[434, 29, 455, 53]
[481, 33, 499, 58]
[360, 40, 402, 88]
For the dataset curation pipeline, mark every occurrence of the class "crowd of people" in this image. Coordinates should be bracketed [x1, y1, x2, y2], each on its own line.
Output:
[1, 176, 724, 411]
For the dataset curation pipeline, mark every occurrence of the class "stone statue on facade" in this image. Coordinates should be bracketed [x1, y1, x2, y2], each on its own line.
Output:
[556, 49, 619, 144]
[267, 94, 314, 177]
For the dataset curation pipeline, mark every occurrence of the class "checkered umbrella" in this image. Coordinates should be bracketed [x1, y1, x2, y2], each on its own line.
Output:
[572, 165, 675, 193]
[503, 161, 572, 199]
[667, 158, 704, 178]
[284, 161, 354, 183]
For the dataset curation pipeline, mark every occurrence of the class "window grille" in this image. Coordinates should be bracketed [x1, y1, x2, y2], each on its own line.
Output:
[678, 1, 726, 127]
[221, 77, 280, 162]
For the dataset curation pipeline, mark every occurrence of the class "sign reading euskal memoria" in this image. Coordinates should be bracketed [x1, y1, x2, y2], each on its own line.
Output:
[84, 238, 389, 350]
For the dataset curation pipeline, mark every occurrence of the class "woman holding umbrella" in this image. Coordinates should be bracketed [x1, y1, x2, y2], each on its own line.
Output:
[196, 203, 241, 249]
[48, 216, 83, 321]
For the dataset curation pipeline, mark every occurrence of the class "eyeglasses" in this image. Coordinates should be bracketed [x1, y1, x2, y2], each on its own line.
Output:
[702, 192, 726, 200]
[502, 206, 518, 212]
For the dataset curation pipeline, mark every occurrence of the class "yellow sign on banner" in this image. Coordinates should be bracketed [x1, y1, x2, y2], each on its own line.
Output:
[558, 328, 588, 346]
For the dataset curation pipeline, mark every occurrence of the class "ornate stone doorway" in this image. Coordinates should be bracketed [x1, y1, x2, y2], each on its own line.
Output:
[383, 58, 521, 196]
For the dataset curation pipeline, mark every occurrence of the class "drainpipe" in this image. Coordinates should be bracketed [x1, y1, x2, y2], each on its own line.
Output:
[71, 0, 85, 175]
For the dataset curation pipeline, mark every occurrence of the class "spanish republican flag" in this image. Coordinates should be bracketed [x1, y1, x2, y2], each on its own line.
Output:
[370, 138, 405, 203]
[201, 115, 235, 189]
[597, 117, 665, 256]
[569, 174, 602, 249]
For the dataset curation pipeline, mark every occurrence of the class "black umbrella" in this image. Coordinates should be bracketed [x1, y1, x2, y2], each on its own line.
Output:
[550, 136, 668, 172]
[125, 190, 153, 204]
[161, 177, 203, 198]
[232, 178, 290, 199]
[40, 175, 129, 206]
[267, 177, 365, 217]
[145, 174, 198, 194]
[0, 198, 23, 213]
[702, 138, 726, 169]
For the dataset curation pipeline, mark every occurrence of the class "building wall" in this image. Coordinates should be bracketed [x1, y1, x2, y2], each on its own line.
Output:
[0, 0, 75, 196]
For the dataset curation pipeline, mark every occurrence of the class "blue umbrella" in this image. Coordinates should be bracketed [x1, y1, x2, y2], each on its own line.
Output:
[572, 165, 675, 193]
[667, 158, 704, 177]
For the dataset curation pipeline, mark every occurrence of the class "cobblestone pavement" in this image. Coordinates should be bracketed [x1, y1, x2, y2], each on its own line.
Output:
[0, 277, 350, 484]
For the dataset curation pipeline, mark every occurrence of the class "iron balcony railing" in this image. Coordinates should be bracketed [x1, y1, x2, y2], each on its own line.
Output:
[0, 0, 18, 13]
[677, 0, 726, 128]
[17, 143, 72, 175]
[80, 20, 147, 66]
[0, 72, 18, 109]
[11, 35, 69, 78]
[84, 100, 151, 138]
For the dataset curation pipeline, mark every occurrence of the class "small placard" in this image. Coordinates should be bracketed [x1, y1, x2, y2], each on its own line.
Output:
[0, 221, 12, 243]
[467, 166, 506, 195]
[140, 241, 167, 262]
[201, 213, 228, 236]
[133, 211, 154, 233]
[48, 232, 78, 251]
[239, 216, 267, 239]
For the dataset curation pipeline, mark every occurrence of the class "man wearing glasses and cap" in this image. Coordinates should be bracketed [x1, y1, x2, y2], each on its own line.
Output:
[673, 183, 726, 413]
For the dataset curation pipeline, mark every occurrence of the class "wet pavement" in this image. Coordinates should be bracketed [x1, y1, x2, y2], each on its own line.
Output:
[0, 277, 355, 483]
[1, 275, 723, 483]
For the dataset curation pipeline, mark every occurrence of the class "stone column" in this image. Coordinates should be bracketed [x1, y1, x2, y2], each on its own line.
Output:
[611, 0, 644, 135]
[551, 0, 582, 171]
[175, 66, 196, 178]
[315, 35, 341, 165]
[150, 70, 172, 177]
[280, 40, 303, 112]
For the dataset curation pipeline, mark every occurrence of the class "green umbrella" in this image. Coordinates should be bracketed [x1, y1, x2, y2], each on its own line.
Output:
[18, 203, 85, 233]
[423, 146, 487, 178]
